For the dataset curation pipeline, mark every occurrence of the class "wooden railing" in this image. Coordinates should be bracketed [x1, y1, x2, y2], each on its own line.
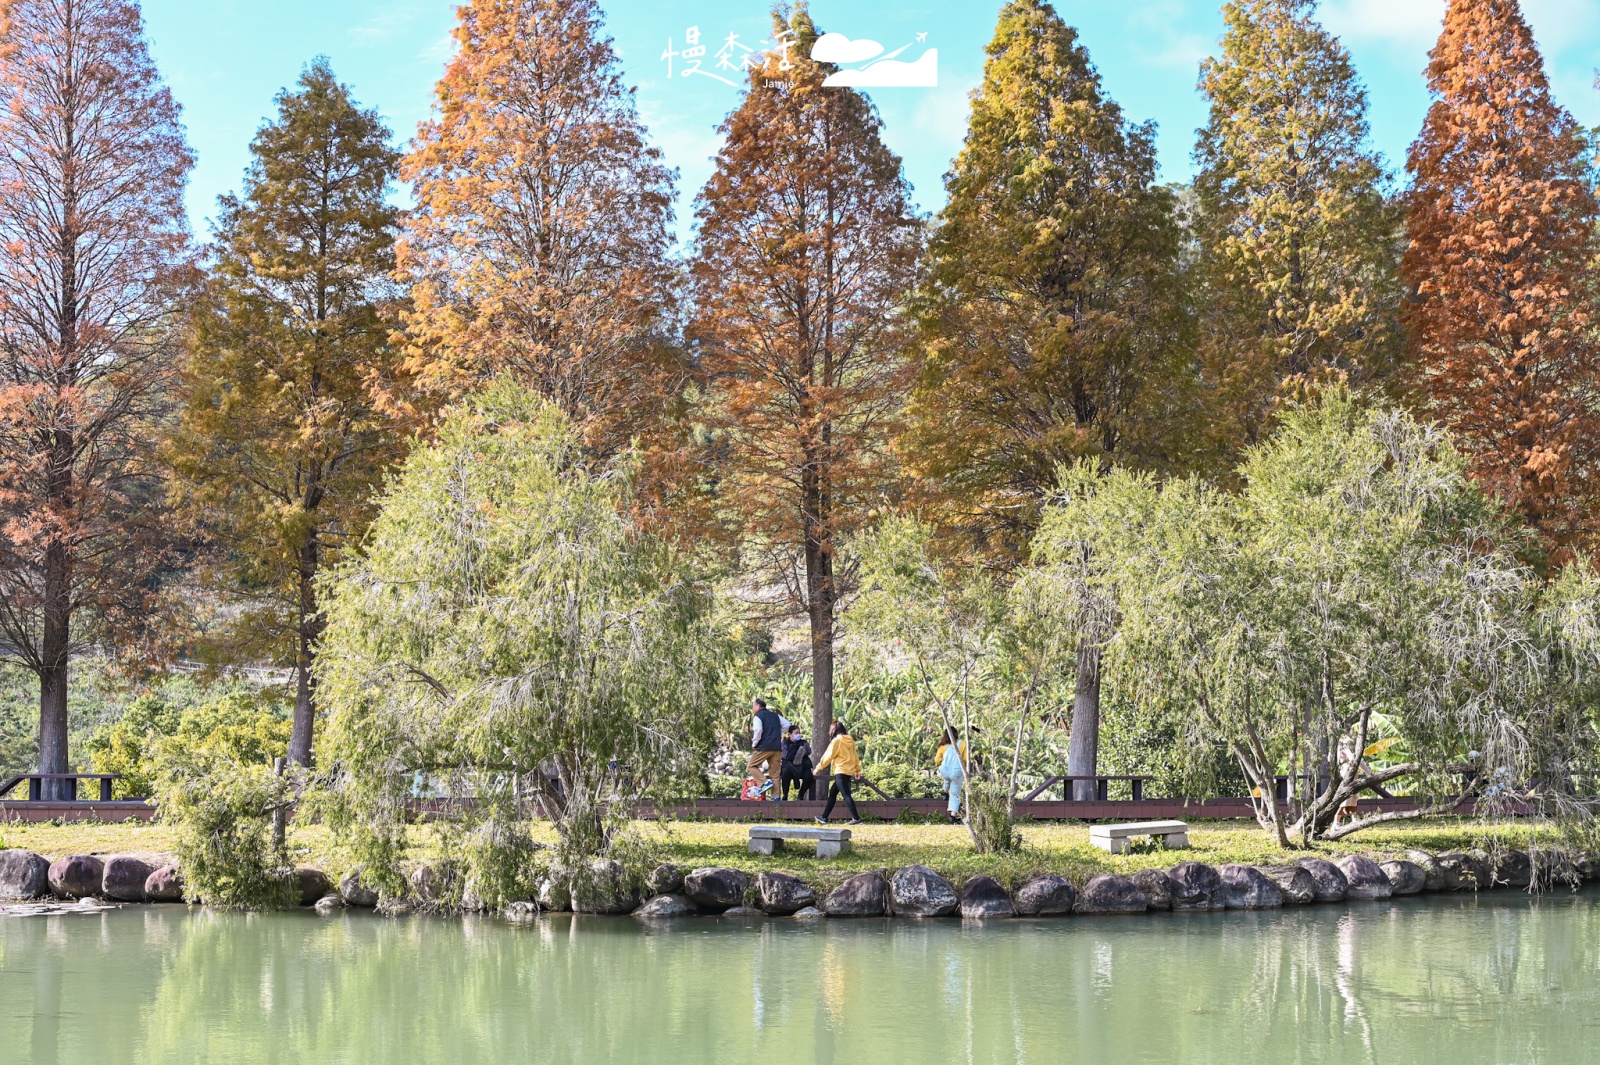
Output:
[0, 773, 121, 802]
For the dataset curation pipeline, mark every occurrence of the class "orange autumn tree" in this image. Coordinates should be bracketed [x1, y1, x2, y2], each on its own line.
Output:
[1404, 0, 1600, 554]
[397, 0, 679, 456]
[690, 6, 921, 741]
[0, 0, 192, 798]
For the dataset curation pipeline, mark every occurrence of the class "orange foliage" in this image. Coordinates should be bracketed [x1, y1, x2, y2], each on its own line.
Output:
[689, 8, 921, 735]
[395, 0, 681, 459]
[0, 0, 193, 789]
[1404, 0, 1600, 554]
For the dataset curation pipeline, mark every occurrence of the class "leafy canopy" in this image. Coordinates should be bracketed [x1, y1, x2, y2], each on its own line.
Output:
[316, 379, 725, 900]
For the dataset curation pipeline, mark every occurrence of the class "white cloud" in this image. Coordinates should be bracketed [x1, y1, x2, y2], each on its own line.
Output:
[1321, 0, 1444, 47]
[811, 33, 885, 65]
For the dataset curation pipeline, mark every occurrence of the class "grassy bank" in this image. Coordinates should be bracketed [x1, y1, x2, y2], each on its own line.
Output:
[0, 817, 1562, 895]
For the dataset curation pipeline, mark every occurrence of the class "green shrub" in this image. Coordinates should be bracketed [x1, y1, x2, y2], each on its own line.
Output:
[147, 693, 295, 908]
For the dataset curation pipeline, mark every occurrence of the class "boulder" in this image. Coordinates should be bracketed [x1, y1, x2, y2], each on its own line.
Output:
[377, 896, 414, 917]
[1295, 858, 1348, 902]
[339, 871, 379, 908]
[1259, 866, 1317, 905]
[792, 906, 825, 918]
[537, 866, 572, 912]
[297, 867, 334, 906]
[1334, 855, 1392, 900]
[1405, 850, 1447, 890]
[1014, 875, 1076, 916]
[571, 858, 639, 914]
[646, 864, 684, 896]
[1435, 851, 1489, 891]
[723, 906, 764, 917]
[504, 901, 540, 923]
[404, 863, 453, 906]
[821, 872, 886, 917]
[1576, 854, 1600, 881]
[959, 876, 1015, 919]
[313, 894, 345, 916]
[144, 866, 184, 903]
[48, 855, 104, 899]
[888, 865, 958, 917]
[1130, 869, 1175, 911]
[102, 856, 154, 902]
[1167, 862, 1225, 910]
[1220, 864, 1283, 909]
[1490, 849, 1532, 889]
[756, 872, 818, 916]
[684, 867, 749, 913]
[0, 850, 49, 899]
[1073, 875, 1148, 915]
[634, 893, 694, 918]
[1380, 860, 1427, 895]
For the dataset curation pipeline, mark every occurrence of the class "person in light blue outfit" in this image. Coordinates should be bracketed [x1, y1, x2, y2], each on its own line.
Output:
[937, 727, 966, 824]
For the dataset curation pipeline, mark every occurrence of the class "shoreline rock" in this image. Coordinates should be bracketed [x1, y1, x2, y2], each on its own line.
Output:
[822, 872, 886, 917]
[1296, 858, 1349, 902]
[959, 876, 1015, 919]
[889, 865, 958, 917]
[1220, 864, 1283, 909]
[1015, 875, 1075, 916]
[48, 855, 104, 899]
[0, 849, 50, 900]
[684, 867, 748, 913]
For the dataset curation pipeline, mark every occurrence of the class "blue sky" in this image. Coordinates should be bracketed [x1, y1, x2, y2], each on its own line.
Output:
[142, 0, 1600, 241]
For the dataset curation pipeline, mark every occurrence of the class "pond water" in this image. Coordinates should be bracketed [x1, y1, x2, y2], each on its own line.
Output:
[3, 890, 1598, 1064]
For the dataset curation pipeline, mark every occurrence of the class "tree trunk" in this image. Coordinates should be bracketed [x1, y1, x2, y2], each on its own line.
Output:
[37, 516, 72, 800]
[1067, 639, 1101, 801]
[806, 536, 835, 749]
[287, 529, 321, 766]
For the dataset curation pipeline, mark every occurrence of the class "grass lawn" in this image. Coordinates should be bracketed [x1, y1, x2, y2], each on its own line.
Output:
[0, 816, 1561, 894]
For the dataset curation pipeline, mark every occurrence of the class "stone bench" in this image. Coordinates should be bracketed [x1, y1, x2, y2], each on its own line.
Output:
[748, 824, 852, 859]
[1089, 820, 1190, 854]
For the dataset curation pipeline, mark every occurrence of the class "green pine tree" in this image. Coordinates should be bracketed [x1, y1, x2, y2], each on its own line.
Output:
[902, 0, 1192, 799]
[1192, 0, 1403, 455]
[166, 59, 405, 766]
[903, 0, 1192, 565]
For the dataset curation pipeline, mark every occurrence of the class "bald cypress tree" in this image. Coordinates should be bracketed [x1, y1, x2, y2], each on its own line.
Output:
[1404, 0, 1600, 555]
[168, 61, 404, 767]
[902, 0, 1188, 798]
[1193, 0, 1402, 456]
[903, 0, 1190, 564]
[689, 5, 920, 741]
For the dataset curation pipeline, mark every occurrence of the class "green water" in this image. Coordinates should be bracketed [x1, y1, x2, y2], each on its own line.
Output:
[3, 892, 1599, 1064]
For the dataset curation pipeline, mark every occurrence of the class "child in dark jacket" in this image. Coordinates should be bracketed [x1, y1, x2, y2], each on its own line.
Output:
[780, 725, 815, 800]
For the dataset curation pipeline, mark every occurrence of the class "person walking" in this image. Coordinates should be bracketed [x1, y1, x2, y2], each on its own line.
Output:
[814, 721, 863, 825]
[936, 727, 967, 824]
[781, 724, 815, 800]
[747, 697, 789, 801]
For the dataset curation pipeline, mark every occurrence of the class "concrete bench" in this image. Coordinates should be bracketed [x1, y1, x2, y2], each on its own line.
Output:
[1089, 820, 1189, 854]
[748, 824, 852, 858]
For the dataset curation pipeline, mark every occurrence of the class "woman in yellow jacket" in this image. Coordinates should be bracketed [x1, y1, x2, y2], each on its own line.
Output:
[814, 721, 862, 825]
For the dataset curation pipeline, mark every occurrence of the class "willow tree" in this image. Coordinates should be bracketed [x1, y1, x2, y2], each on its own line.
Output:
[1193, 0, 1402, 455]
[0, 0, 192, 798]
[396, 0, 680, 458]
[1404, 0, 1600, 555]
[168, 60, 403, 767]
[316, 380, 722, 902]
[1036, 390, 1600, 845]
[689, 6, 920, 743]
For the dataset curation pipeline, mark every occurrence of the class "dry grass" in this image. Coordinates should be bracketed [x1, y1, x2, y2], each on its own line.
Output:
[1, 815, 1559, 893]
